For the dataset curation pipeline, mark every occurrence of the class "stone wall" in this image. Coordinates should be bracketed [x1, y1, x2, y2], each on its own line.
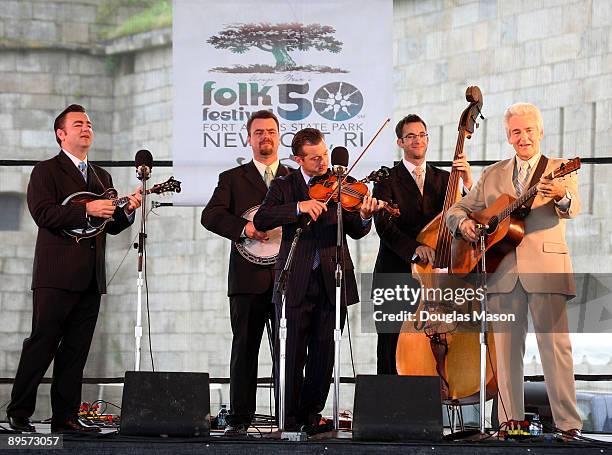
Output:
[1, 0, 612, 421]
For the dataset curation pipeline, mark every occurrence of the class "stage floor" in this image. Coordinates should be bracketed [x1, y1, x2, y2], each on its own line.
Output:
[2, 423, 612, 454]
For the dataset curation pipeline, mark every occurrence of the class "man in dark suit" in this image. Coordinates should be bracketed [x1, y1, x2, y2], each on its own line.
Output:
[373, 114, 472, 374]
[253, 128, 382, 432]
[201, 110, 289, 436]
[6, 104, 140, 433]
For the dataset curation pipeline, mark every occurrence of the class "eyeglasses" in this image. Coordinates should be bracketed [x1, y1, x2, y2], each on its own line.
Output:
[401, 133, 428, 141]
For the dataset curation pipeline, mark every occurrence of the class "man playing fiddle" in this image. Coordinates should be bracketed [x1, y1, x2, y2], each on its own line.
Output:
[253, 128, 382, 434]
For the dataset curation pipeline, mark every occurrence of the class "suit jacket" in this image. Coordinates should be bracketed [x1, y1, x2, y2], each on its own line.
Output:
[372, 161, 449, 274]
[27, 151, 134, 294]
[252, 170, 370, 308]
[446, 156, 580, 295]
[201, 160, 290, 296]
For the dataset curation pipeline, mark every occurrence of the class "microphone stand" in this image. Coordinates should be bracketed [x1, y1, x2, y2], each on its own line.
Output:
[332, 168, 344, 432]
[275, 226, 307, 441]
[312, 167, 351, 441]
[477, 224, 490, 435]
[134, 165, 150, 371]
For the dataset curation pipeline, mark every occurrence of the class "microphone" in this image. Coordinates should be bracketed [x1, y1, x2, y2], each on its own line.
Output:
[331, 146, 349, 175]
[135, 149, 153, 180]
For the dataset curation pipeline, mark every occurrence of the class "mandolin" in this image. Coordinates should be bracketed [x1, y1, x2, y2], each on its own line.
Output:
[450, 158, 581, 276]
[62, 176, 181, 242]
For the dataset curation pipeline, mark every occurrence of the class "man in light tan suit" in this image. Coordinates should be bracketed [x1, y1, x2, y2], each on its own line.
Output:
[446, 102, 581, 435]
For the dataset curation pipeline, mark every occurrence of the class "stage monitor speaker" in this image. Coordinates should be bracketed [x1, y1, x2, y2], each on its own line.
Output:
[353, 375, 442, 441]
[120, 371, 210, 437]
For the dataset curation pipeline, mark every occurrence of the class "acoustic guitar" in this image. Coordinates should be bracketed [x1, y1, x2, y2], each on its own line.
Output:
[450, 158, 581, 276]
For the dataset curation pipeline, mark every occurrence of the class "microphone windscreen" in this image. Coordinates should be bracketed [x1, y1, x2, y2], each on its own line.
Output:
[135, 149, 153, 169]
[331, 146, 349, 167]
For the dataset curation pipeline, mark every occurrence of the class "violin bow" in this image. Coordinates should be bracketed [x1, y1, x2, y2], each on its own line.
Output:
[324, 117, 391, 204]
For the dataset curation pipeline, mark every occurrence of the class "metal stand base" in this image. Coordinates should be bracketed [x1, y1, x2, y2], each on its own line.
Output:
[262, 430, 307, 441]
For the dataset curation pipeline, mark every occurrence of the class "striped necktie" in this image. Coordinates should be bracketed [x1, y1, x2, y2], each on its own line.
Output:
[307, 176, 321, 270]
[514, 161, 530, 196]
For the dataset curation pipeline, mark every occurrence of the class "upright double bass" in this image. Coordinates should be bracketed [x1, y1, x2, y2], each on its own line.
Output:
[396, 86, 498, 402]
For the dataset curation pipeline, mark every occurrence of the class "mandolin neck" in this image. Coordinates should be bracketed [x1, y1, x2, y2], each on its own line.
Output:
[112, 187, 154, 206]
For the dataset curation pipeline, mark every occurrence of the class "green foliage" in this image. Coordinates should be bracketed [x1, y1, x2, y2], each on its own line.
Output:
[98, 0, 155, 24]
[101, 0, 172, 39]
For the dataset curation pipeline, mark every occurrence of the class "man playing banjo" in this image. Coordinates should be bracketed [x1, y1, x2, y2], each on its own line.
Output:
[201, 110, 290, 436]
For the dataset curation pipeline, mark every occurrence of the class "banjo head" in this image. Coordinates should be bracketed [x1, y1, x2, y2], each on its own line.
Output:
[235, 205, 281, 266]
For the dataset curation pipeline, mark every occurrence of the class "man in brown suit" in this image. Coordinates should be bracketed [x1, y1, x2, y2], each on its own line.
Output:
[446, 102, 581, 435]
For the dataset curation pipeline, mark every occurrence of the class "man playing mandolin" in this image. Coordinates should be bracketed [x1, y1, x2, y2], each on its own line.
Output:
[446, 102, 582, 437]
[201, 110, 290, 436]
[7, 104, 141, 433]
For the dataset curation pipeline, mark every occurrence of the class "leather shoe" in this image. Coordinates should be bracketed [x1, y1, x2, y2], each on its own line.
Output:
[301, 418, 333, 436]
[8, 416, 35, 433]
[51, 418, 101, 433]
[224, 423, 248, 437]
[560, 428, 582, 442]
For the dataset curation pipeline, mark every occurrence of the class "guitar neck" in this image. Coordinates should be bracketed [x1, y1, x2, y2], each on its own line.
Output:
[498, 184, 539, 221]
[112, 188, 155, 206]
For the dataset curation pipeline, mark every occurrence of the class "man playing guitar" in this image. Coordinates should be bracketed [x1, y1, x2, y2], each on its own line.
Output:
[446, 102, 582, 438]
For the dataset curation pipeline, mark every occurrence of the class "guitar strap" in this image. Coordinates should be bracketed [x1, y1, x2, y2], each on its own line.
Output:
[515, 155, 548, 218]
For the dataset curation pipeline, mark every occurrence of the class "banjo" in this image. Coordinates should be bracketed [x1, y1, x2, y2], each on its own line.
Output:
[234, 205, 282, 266]
[62, 176, 181, 242]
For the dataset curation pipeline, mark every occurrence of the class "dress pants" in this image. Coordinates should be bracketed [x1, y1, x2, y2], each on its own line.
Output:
[490, 281, 582, 431]
[227, 289, 274, 426]
[276, 267, 346, 429]
[376, 332, 399, 374]
[7, 284, 101, 422]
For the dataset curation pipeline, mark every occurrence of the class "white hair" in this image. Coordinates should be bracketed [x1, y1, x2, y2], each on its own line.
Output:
[503, 102, 544, 137]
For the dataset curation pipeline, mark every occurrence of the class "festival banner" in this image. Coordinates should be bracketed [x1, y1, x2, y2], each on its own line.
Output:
[173, 0, 393, 205]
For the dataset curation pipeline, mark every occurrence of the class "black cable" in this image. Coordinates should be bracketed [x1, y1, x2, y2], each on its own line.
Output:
[266, 318, 276, 432]
[143, 211, 155, 372]
[540, 421, 612, 446]
[105, 209, 152, 288]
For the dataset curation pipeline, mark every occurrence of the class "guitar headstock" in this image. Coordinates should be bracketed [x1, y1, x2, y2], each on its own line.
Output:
[150, 176, 182, 195]
[551, 157, 581, 179]
[362, 166, 392, 184]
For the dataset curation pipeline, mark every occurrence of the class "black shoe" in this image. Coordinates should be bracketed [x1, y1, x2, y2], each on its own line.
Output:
[224, 423, 248, 437]
[51, 418, 101, 434]
[7, 416, 35, 433]
[301, 419, 333, 436]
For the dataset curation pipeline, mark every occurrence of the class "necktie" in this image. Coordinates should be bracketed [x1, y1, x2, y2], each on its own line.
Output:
[78, 161, 87, 182]
[308, 175, 321, 270]
[264, 166, 274, 188]
[413, 166, 424, 195]
[514, 161, 530, 196]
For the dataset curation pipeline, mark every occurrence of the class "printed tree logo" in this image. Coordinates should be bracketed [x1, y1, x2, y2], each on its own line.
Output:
[207, 22, 347, 73]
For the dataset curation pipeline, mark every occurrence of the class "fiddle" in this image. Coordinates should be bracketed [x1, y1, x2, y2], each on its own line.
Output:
[308, 167, 400, 217]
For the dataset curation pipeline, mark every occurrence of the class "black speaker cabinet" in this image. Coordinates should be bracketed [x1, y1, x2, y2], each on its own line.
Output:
[120, 371, 211, 437]
[353, 375, 442, 441]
